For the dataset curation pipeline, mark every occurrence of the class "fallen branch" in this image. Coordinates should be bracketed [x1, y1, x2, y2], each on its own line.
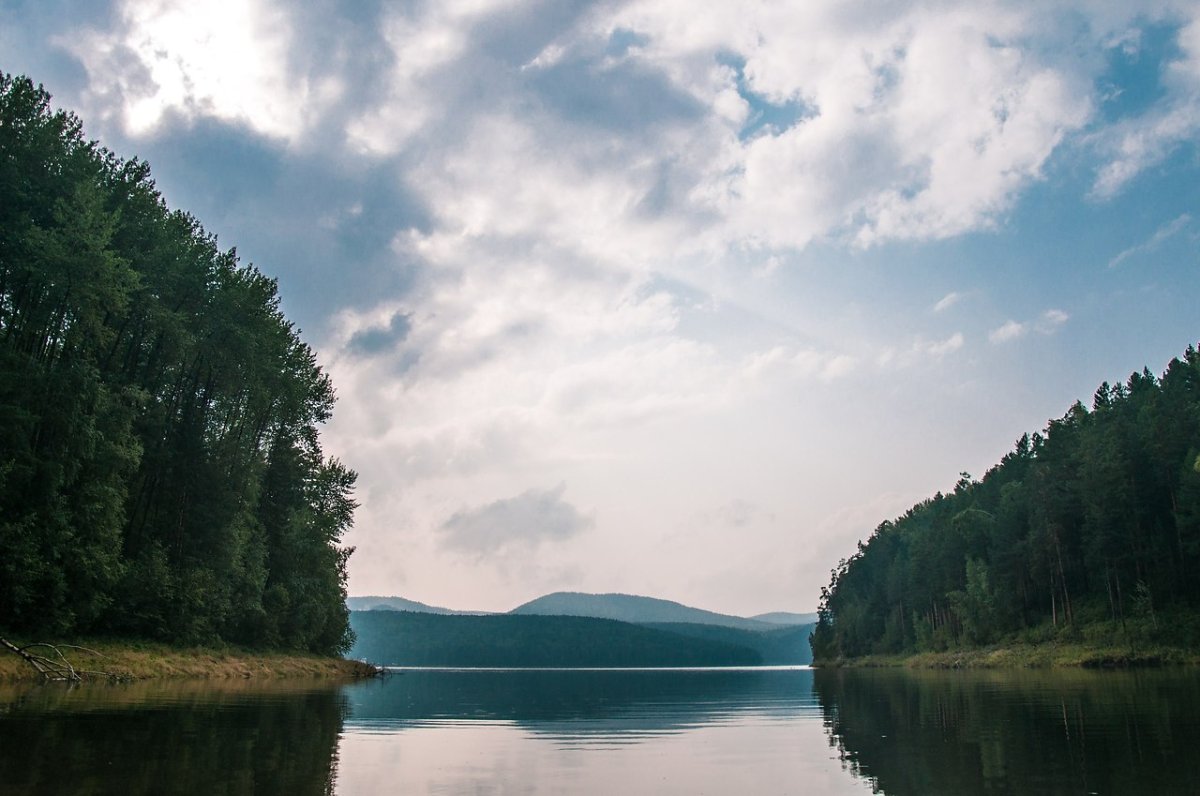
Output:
[2, 637, 127, 682]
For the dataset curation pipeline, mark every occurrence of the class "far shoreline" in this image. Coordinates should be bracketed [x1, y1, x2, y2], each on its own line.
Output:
[814, 641, 1200, 670]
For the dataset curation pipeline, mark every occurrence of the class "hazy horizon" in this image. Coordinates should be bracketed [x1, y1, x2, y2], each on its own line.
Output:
[349, 590, 822, 618]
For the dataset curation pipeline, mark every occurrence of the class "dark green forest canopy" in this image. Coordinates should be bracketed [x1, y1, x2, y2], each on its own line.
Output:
[0, 74, 356, 654]
[811, 344, 1200, 662]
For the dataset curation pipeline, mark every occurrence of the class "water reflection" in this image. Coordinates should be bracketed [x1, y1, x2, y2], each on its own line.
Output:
[345, 666, 820, 739]
[0, 680, 346, 796]
[334, 667, 857, 795]
[813, 667, 1200, 795]
[4, 666, 1200, 794]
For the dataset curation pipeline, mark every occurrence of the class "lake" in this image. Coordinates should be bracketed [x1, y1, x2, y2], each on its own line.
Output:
[1, 665, 1198, 794]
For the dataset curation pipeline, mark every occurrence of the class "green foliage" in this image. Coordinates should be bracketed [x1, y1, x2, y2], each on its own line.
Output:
[0, 74, 355, 654]
[813, 344, 1200, 662]
[948, 558, 997, 645]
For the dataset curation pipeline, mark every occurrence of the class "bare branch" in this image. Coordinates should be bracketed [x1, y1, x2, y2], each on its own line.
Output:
[3, 637, 127, 682]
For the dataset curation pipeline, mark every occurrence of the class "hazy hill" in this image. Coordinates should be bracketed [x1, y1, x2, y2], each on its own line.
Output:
[510, 592, 774, 631]
[349, 611, 762, 667]
[750, 612, 819, 626]
[641, 622, 815, 665]
[346, 596, 485, 614]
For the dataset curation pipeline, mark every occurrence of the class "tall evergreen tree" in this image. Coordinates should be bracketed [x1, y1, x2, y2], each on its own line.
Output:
[0, 74, 356, 654]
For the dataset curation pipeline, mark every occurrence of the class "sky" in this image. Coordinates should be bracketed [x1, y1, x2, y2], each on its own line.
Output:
[3, 0, 1199, 616]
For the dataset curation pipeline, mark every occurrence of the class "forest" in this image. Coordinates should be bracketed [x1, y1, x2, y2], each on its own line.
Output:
[639, 621, 813, 664]
[349, 611, 764, 667]
[0, 74, 355, 655]
[811, 345, 1200, 662]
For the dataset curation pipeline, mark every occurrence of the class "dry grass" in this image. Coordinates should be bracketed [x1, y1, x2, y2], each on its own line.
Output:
[819, 642, 1200, 670]
[0, 638, 380, 682]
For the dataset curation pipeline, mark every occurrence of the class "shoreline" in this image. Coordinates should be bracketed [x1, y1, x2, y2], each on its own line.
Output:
[814, 641, 1200, 670]
[0, 638, 381, 683]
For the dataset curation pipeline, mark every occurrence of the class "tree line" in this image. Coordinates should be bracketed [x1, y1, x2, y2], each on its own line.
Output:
[349, 611, 764, 667]
[811, 344, 1200, 661]
[0, 74, 355, 654]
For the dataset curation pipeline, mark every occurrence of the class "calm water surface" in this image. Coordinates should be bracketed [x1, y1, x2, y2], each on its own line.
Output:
[1, 666, 1198, 794]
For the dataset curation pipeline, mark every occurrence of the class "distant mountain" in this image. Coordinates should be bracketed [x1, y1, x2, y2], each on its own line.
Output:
[346, 595, 488, 614]
[509, 592, 774, 631]
[349, 611, 762, 667]
[750, 611, 819, 626]
[641, 622, 815, 665]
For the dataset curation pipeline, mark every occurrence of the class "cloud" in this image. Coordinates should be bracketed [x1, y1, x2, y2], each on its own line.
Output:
[742, 346, 858, 384]
[440, 484, 593, 557]
[61, 0, 318, 142]
[1107, 213, 1192, 268]
[104, 113, 429, 335]
[1037, 309, 1069, 332]
[933, 291, 963, 312]
[46, 1, 1196, 269]
[605, 2, 1095, 250]
[925, 332, 965, 357]
[54, 0, 1189, 285]
[877, 332, 964, 368]
[66, 0, 1106, 256]
[1092, 13, 1200, 197]
[989, 320, 1026, 344]
[990, 309, 1068, 344]
[346, 311, 412, 356]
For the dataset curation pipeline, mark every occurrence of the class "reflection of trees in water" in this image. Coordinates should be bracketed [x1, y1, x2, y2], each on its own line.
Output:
[0, 683, 347, 795]
[813, 668, 1200, 795]
[346, 668, 820, 736]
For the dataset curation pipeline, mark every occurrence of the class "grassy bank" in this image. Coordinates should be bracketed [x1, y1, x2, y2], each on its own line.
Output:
[817, 641, 1200, 669]
[0, 638, 380, 682]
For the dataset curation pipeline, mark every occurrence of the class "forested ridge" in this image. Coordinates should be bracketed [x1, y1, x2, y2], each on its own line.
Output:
[349, 611, 765, 667]
[812, 345, 1200, 662]
[0, 74, 355, 654]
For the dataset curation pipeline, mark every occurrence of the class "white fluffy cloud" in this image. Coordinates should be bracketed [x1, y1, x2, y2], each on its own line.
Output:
[607, 1, 1093, 249]
[62, 0, 325, 141]
[62, 1, 1199, 257]
[69, 0, 1182, 251]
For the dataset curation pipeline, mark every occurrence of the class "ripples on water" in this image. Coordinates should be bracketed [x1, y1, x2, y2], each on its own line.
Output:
[2, 666, 1199, 794]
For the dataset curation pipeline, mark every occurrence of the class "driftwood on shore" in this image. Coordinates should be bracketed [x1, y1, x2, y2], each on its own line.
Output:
[1, 637, 126, 683]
